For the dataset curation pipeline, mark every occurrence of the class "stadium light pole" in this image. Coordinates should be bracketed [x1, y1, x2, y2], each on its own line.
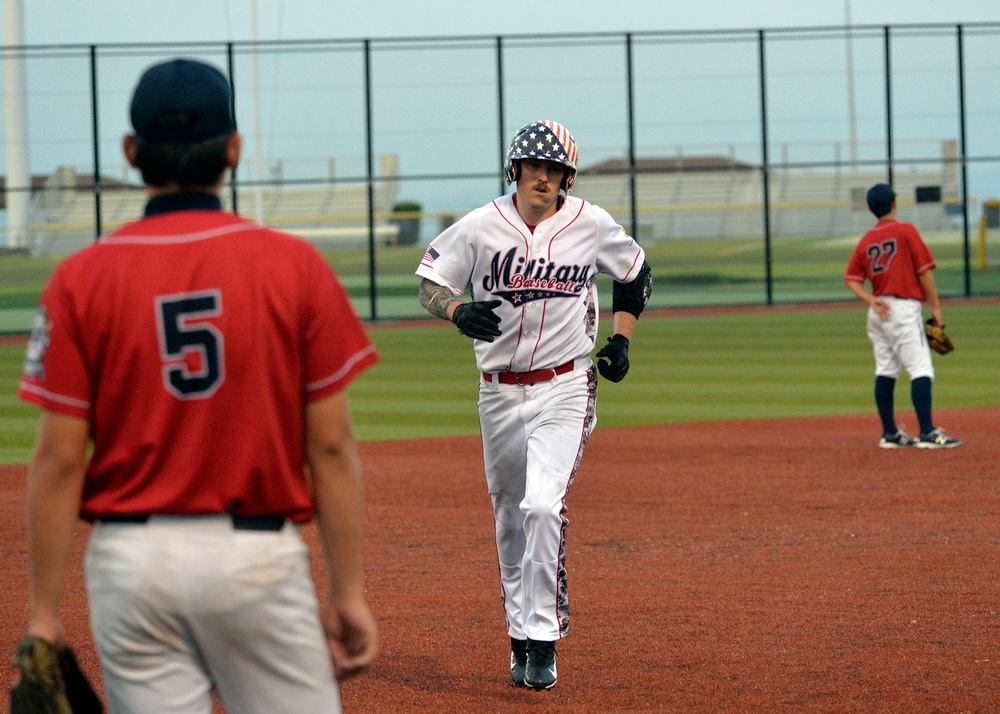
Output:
[845, 0, 858, 169]
[2, 0, 30, 249]
[250, 0, 264, 224]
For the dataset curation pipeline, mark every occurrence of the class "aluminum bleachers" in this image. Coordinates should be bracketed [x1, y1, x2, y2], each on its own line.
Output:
[27, 163, 400, 256]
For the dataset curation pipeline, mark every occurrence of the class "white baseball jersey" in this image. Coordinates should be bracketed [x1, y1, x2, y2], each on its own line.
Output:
[416, 193, 645, 374]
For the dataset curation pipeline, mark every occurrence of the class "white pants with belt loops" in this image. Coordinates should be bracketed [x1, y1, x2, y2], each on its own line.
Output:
[478, 363, 597, 642]
[85, 515, 341, 714]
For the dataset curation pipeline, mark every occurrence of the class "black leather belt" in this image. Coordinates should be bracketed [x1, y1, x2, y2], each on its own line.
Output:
[98, 514, 286, 531]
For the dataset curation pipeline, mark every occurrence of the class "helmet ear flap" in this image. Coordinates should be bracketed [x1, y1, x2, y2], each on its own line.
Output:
[559, 166, 577, 193]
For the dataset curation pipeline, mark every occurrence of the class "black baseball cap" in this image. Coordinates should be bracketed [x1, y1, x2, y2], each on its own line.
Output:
[866, 183, 896, 215]
[130, 58, 234, 143]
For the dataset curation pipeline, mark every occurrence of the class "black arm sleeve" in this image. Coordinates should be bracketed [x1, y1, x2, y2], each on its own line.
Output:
[611, 260, 652, 318]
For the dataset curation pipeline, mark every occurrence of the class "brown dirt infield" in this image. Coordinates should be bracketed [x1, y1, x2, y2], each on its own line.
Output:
[2, 408, 998, 713]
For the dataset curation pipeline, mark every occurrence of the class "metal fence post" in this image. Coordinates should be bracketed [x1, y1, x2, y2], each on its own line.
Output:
[757, 29, 773, 306]
[956, 24, 972, 296]
[89, 45, 102, 241]
[227, 43, 239, 213]
[496, 36, 506, 198]
[364, 39, 377, 321]
[883, 26, 894, 186]
[626, 33, 638, 240]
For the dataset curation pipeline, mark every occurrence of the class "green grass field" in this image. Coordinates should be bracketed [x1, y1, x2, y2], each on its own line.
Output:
[3, 301, 998, 465]
[5, 229, 1000, 332]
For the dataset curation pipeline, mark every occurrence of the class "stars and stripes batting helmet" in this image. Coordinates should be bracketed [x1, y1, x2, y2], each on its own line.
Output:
[504, 120, 579, 192]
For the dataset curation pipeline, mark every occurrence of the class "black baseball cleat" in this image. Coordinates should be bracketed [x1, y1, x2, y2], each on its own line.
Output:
[916, 428, 962, 449]
[510, 638, 527, 688]
[524, 639, 557, 691]
[879, 430, 917, 449]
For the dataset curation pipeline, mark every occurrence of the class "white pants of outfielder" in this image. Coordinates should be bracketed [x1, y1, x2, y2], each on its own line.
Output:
[478, 362, 597, 643]
[867, 296, 934, 380]
[85, 515, 341, 714]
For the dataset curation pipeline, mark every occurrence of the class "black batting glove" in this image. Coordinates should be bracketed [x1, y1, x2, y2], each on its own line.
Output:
[452, 300, 503, 342]
[595, 334, 630, 382]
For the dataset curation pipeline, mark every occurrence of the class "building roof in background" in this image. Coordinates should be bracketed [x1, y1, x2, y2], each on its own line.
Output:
[0, 176, 49, 209]
[578, 156, 755, 176]
[0, 173, 140, 209]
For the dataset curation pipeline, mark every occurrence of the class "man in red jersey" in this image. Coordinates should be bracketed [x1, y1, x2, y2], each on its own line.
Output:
[17, 58, 379, 712]
[844, 182, 961, 450]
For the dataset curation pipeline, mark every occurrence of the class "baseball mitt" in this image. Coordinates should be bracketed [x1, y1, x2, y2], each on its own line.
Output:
[925, 319, 954, 355]
[9, 635, 103, 714]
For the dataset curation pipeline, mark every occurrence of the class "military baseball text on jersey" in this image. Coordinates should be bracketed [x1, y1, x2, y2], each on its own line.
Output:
[417, 193, 645, 374]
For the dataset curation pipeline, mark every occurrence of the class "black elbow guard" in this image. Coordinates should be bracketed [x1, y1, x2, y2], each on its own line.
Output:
[611, 260, 652, 318]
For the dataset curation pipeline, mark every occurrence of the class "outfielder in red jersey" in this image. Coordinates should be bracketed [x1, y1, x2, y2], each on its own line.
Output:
[416, 120, 652, 691]
[844, 183, 961, 449]
[17, 58, 379, 713]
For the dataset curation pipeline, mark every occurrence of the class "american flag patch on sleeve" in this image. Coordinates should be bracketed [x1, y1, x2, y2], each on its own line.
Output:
[421, 246, 439, 267]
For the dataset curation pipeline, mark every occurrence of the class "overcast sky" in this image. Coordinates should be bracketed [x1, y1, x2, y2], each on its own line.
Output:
[5, 0, 998, 220]
[17, 0, 1000, 46]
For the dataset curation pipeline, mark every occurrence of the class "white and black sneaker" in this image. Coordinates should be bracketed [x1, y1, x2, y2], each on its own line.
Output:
[917, 428, 962, 449]
[510, 638, 527, 688]
[879, 430, 918, 449]
[524, 639, 557, 691]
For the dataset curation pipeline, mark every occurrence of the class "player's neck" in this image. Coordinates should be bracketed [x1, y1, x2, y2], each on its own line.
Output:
[144, 175, 227, 199]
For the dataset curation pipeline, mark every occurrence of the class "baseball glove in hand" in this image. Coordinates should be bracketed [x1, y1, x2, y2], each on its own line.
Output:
[925, 319, 954, 355]
[10, 635, 103, 714]
[596, 334, 630, 382]
[452, 300, 503, 342]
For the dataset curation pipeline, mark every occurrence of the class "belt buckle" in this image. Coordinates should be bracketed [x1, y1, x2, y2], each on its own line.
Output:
[514, 371, 524, 385]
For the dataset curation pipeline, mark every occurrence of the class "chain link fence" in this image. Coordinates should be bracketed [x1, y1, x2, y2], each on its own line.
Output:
[2, 23, 999, 330]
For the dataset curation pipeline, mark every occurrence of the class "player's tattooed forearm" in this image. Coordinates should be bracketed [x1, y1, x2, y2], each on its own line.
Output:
[419, 279, 456, 320]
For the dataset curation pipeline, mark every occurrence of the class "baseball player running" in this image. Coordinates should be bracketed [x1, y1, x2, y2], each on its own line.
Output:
[17, 58, 379, 713]
[844, 182, 961, 449]
[416, 120, 652, 690]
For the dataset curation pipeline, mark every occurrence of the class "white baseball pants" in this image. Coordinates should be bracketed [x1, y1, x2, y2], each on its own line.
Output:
[85, 515, 341, 714]
[867, 296, 934, 380]
[478, 363, 597, 642]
